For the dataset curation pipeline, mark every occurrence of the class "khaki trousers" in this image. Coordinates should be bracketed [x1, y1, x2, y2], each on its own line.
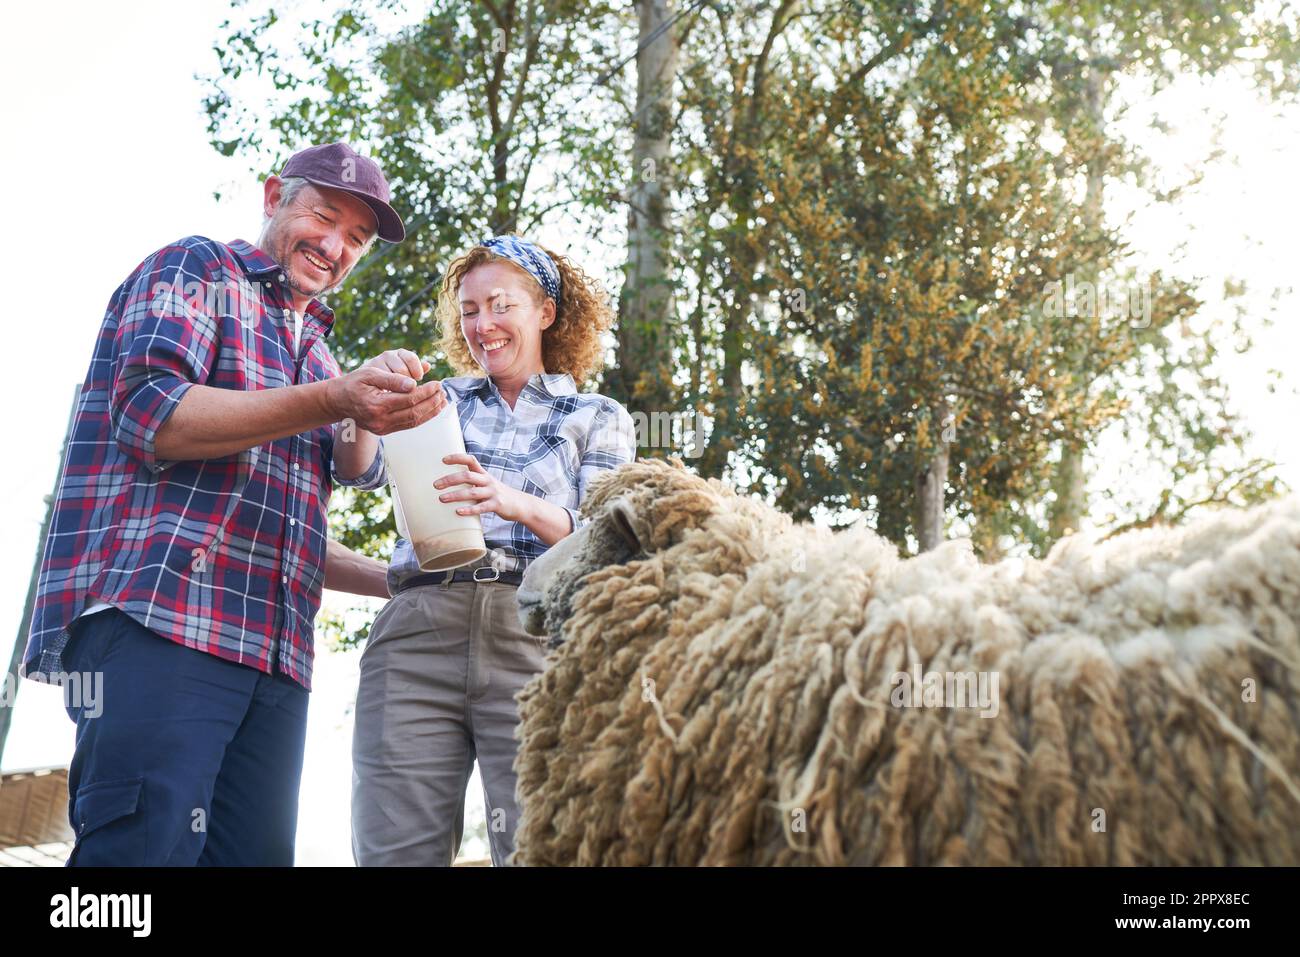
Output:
[351, 578, 548, 866]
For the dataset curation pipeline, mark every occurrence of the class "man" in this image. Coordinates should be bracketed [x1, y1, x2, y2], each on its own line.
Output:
[22, 141, 444, 865]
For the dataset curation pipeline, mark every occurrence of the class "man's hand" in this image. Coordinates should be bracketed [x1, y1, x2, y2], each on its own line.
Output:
[154, 350, 445, 466]
[329, 349, 446, 435]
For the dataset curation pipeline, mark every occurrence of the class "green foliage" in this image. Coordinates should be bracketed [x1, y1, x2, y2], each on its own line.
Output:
[203, 0, 1299, 580]
[203, 0, 628, 372]
[665, 0, 1297, 551]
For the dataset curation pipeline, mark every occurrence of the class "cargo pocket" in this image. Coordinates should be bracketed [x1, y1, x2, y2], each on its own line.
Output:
[68, 777, 146, 866]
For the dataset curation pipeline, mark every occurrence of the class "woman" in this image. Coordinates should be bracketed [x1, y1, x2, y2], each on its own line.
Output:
[351, 235, 637, 866]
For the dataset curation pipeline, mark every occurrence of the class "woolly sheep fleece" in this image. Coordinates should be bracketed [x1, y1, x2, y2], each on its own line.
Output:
[512, 458, 1300, 866]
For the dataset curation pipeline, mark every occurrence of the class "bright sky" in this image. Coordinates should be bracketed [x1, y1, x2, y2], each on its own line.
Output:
[1, 1, 1297, 866]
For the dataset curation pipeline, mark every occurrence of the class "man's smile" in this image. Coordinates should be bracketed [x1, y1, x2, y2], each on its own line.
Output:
[300, 248, 333, 277]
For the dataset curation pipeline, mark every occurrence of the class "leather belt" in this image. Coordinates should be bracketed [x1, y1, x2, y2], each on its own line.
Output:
[395, 566, 523, 594]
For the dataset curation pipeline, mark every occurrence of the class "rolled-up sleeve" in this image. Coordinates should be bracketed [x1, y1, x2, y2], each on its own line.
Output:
[332, 437, 387, 490]
[562, 505, 582, 534]
[109, 245, 221, 473]
[570, 400, 637, 531]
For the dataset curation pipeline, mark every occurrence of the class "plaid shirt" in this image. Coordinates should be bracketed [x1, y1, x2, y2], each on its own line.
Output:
[23, 236, 384, 692]
[386, 373, 636, 591]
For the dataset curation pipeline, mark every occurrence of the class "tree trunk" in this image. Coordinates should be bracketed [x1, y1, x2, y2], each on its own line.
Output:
[914, 399, 951, 552]
[1049, 59, 1107, 541]
[1049, 442, 1088, 538]
[613, 0, 678, 417]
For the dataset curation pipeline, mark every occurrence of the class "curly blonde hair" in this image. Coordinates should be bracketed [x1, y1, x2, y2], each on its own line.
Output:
[435, 243, 613, 385]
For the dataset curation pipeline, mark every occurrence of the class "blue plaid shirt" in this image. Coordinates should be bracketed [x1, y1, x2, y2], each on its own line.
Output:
[385, 372, 636, 590]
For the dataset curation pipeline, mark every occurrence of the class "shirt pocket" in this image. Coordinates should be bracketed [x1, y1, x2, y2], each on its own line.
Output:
[521, 434, 579, 500]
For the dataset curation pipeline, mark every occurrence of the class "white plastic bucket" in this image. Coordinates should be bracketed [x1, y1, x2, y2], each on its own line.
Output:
[383, 401, 487, 571]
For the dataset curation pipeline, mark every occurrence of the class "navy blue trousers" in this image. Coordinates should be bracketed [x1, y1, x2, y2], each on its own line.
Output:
[61, 608, 309, 866]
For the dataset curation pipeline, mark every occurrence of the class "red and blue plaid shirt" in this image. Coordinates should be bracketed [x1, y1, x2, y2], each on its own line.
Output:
[22, 236, 383, 691]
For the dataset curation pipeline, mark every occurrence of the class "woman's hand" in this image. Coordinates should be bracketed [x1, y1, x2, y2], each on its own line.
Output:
[364, 348, 429, 381]
[436, 452, 533, 523]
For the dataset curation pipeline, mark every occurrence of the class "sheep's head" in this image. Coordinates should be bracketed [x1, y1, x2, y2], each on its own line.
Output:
[518, 457, 761, 646]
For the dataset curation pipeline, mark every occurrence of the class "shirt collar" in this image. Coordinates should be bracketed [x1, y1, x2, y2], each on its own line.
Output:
[464, 372, 576, 401]
[532, 372, 577, 397]
[227, 238, 336, 329]
[228, 239, 280, 277]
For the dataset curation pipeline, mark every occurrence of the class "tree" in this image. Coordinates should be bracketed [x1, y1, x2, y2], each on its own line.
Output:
[665, 0, 1294, 551]
[609, 0, 680, 420]
[1033, 0, 1300, 543]
[734, 0, 1124, 550]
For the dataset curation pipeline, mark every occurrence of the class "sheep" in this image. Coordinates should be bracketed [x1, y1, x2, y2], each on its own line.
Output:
[512, 457, 1300, 865]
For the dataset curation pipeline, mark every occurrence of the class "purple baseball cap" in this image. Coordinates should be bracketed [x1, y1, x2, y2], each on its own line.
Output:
[279, 142, 406, 242]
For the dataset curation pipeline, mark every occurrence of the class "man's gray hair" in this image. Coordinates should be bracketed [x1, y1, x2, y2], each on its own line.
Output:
[274, 175, 314, 214]
[261, 175, 311, 228]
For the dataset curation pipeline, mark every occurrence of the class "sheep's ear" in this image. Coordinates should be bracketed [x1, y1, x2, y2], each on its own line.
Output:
[609, 497, 643, 553]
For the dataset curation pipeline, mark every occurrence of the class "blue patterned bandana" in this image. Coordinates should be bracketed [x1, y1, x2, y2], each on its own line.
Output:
[480, 235, 561, 309]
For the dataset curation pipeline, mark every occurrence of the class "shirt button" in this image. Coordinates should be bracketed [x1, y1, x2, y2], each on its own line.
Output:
[293, 463, 300, 471]
[282, 575, 288, 584]
[289, 518, 297, 527]
[278, 272, 286, 281]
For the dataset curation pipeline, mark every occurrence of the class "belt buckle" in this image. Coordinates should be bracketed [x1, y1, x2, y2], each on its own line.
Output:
[472, 566, 500, 583]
